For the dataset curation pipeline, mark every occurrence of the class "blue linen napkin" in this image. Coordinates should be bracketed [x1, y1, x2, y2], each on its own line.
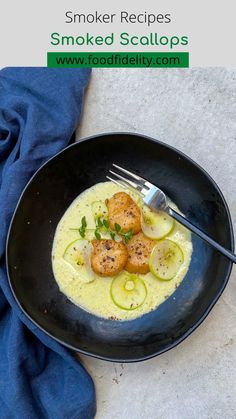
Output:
[0, 68, 96, 419]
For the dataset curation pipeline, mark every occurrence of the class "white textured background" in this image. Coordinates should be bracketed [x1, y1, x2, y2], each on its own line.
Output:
[76, 68, 236, 419]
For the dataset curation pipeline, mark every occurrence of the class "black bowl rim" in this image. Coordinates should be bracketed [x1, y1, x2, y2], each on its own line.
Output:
[6, 131, 235, 362]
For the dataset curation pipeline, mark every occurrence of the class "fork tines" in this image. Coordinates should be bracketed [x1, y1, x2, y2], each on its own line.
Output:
[106, 164, 151, 196]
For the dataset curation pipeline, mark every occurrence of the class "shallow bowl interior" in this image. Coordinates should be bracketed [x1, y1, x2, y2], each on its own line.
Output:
[7, 133, 233, 362]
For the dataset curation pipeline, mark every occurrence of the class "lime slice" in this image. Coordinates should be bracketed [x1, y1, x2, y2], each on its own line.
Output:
[110, 272, 147, 310]
[141, 206, 174, 240]
[63, 239, 95, 283]
[149, 239, 184, 281]
[91, 200, 108, 220]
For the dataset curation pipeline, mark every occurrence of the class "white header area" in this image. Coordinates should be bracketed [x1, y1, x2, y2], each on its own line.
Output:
[1, 0, 236, 66]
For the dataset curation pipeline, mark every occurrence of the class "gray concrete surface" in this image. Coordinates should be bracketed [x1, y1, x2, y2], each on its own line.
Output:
[76, 68, 236, 419]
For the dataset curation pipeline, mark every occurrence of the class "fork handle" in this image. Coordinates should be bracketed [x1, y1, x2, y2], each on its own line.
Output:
[166, 206, 236, 264]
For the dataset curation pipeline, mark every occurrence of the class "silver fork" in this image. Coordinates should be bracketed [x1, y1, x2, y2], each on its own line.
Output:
[107, 164, 236, 264]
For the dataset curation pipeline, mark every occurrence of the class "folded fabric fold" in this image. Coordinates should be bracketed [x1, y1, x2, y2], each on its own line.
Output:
[0, 68, 96, 419]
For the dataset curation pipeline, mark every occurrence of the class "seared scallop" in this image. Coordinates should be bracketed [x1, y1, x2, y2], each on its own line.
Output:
[107, 192, 141, 234]
[91, 239, 128, 277]
[125, 232, 156, 274]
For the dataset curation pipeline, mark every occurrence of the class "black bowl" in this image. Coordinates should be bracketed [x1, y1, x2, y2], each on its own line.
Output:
[6, 133, 234, 362]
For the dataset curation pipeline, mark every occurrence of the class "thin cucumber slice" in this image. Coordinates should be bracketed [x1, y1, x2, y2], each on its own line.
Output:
[91, 200, 108, 220]
[141, 206, 174, 240]
[110, 272, 147, 310]
[63, 239, 94, 283]
[149, 239, 184, 281]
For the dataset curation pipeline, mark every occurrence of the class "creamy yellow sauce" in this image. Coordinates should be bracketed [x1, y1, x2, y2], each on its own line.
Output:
[52, 182, 192, 320]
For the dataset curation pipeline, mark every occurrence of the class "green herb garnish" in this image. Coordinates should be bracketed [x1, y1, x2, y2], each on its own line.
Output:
[110, 231, 116, 240]
[95, 229, 101, 240]
[97, 217, 103, 228]
[113, 223, 133, 243]
[93, 217, 104, 240]
[91, 209, 133, 243]
[82, 216, 87, 228]
[115, 223, 121, 233]
[103, 219, 109, 229]
[94, 218, 133, 243]
[78, 216, 87, 238]
[123, 229, 133, 244]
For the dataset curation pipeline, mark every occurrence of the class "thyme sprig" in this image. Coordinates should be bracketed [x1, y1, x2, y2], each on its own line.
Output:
[69, 216, 87, 238]
[70, 216, 133, 244]
[79, 216, 87, 238]
[96, 217, 133, 244]
[114, 223, 133, 244]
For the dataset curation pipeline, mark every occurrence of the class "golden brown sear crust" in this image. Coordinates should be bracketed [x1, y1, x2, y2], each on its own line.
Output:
[125, 232, 156, 274]
[91, 239, 128, 277]
[107, 192, 141, 234]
